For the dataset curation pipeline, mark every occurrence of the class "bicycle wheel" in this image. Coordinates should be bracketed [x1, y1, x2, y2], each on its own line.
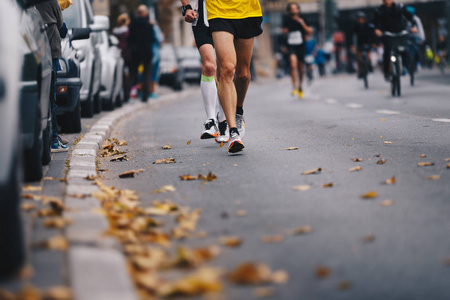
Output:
[395, 60, 402, 96]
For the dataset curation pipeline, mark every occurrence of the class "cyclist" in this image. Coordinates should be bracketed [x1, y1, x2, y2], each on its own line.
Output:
[282, 2, 313, 99]
[374, 0, 417, 81]
[351, 11, 376, 79]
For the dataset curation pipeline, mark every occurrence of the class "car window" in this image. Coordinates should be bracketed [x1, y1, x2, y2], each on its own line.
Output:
[62, 3, 81, 28]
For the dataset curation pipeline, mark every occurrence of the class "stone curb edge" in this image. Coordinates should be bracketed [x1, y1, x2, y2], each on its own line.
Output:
[64, 90, 199, 300]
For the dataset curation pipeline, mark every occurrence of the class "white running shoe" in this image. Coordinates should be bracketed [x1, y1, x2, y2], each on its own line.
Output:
[228, 131, 245, 154]
[201, 119, 219, 139]
[215, 118, 229, 143]
[236, 114, 245, 138]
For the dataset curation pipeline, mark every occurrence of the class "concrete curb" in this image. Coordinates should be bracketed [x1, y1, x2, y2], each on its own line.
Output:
[64, 90, 199, 300]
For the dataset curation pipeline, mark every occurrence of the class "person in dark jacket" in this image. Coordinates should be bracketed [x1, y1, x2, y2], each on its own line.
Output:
[374, 0, 417, 80]
[113, 13, 132, 102]
[35, 0, 69, 152]
[352, 11, 376, 77]
[128, 5, 155, 102]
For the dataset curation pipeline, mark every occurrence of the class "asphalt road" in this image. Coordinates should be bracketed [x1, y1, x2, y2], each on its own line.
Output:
[100, 70, 450, 300]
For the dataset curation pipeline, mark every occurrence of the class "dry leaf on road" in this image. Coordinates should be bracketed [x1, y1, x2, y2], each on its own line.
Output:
[426, 175, 440, 180]
[153, 158, 176, 164]
[285, 147, 299, 150]
[315, 266, 331, 278]
[289, 225, 312, 235]
[322, 183, 334, 188]
[153, 185, 176, 194]
[253, 287, 276, 298]
[420, 154, 427, 158]
[186, 140, 191, 145]
[43, 217, 72, 229]
[293, 185, 311, 191]
[447, 163, 450, 169]
[119, 169, 145, 178]
[380, 199, 393, 207]
[228, 262, 272, 285]
[302, 168, 322, 175]
[418, 162, 434, 167]
[351, 158, 363, 162]
[361, 191, 379, 199]
[348, 166, 362, 172]
[43, 286, 73, 300]
[22, 184, 42, 192]
[218, 236, 242, 248]
[236, 210, 247, 217]
[362, 235, 375, 243]
[337, 281, 352, 291]
[376, 158, 387, 165]
[21, 203, 36, 211]
[383, 141, 393, 144]
[110, 155, 128, 162]
[261, 235, 284, 243]
[162, 145, 172, 149]
[38, 236, 69, 251]
[382, 176, 396, 185]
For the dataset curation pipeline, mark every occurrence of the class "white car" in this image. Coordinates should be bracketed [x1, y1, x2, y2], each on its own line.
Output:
[97, 25, 125, 110]
[62, 0, 108, 117]
[0, 0, 25, 278]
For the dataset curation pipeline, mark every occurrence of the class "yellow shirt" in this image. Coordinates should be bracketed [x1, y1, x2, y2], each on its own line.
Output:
[206, 0, 262, 20]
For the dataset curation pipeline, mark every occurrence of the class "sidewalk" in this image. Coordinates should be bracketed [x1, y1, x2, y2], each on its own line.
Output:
[0, 86, 200, 299]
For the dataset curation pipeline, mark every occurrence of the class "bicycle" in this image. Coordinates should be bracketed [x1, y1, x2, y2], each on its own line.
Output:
[384, 31, 408, 97]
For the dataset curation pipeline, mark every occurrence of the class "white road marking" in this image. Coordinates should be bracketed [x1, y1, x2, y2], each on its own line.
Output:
[432, 118, 450, 123]
[346, 103, 363, 109]
[325, 98, 338, 104]
[376, 110, 400, 115]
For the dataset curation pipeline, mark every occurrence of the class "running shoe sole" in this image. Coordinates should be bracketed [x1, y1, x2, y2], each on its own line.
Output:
[215, 137, 230, 143]
[201, 132, 219, 139]
[228, 141, 245, 153]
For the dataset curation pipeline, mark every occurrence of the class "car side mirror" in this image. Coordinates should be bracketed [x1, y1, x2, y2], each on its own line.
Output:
[70, 28, 90, 41]
[90, 15, 110, 32]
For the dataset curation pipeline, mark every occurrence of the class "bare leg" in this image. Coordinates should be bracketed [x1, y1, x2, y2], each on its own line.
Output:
[289, 54, 298, 90]
[234, 38, 254, 107]
[212, 31, 237, 128]
[298, 61, 305, 90]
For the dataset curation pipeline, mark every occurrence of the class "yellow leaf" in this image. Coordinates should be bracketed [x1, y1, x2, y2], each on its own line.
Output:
[382, 176, 396, 185]
[361, 191, 378, 199]
[293, 185, 311, 191]
[22, 184, 42, 192]
[302, 168, 322, 175]
[162, 145, 172, 149]
[261, 235, 284, 243]
[228, 262, 272, 285]
[420, 154, 427, 158]
[219, 142, 224, 148]
[42, 217, 72, 229]
[348, 166, 362, 172]
[383, 141, 393, 144]
[153, 185, 176, 193]
[351, 158, 363, 162]
[376, 158, 386, 165]
[426, 175, 440, 180]
[119, 169, 145, 178]
[236, 210, 247, 217]
[285, 147, 299, 150]
[289, 225, 312, 235]
[39, 236, 69, 251]
[153, 158, 176, 164]
[322, 182, 334, 188]
[418, 162, 434, 167]
[218, 236, 242, 248]
[380, 199, 393, 207]
[187, 140, 191, 145]
[21, 203, 36, 211]
[271, 270, 289, 284]
[337, 281, 352, 291]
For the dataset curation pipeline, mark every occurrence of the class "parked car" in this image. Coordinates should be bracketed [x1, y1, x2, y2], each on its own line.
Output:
[62, 0, 107, 117]
[159, 44, 184, 91]
[177, 46, 202, 83]
[0, 0, 26, 279]
[97, 23, 125, 110]
[56, 29, 91, 133]
[18, 0, 53, 181]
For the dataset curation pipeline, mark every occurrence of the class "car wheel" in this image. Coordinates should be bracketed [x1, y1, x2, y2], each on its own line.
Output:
[0, 153, 25, 279]
[24, 108, 43, 182]
[60, 97, 81, 133]
[93, 91, 102, 114]
[81, 66, 96, 118]
[41, 106, 52, 165]
[102, 92, 115, 111]
[115, 89, 123, 108]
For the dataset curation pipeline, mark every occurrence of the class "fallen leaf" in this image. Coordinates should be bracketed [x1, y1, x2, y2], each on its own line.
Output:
[445, 158, 450, 162]
[21, 193, 42, 200]
[271, 270, 289, 284]
[38, 235, 69, 251]
[42, 217, 72, 229]
[199, 172, 217, 182]
[22, 184, 42, 192]
[348, 166, 362, 172]
[162, 145, 172, 149]
[110, 155, 128, 162]
[447, 163, 450, 169]
[382, 176, 396, 185]
[187, 140, 191, 145]
[315, 266, 331, 278]
[153, 185, 176, 193]
[322, 183, 334, 188]
[21, 203, 36, 211]
[420, 154, 427, 158]
[228, 262, 272, 285]
[43, 286, 73, 300]
[261, 235, 284, 243]
[285, 147, 299, 150]
[6, 285, 41, 300]
[418, 162, 434, 167]
[383, 141, 393, 144]
[362, 235, 375, 243]
[376, 158, 386, 165]
[171, 245, 220, 268]
[374, 154, 381, 157]
[43, 197, 65, 214]
[119, 169, 145, 178]
[351, 158, 363, 162]
[253, 287, 276, 298]
[302, 168, 322, 175]
[426, 175, 440, 180]
[176, 209, 202, 232]
[236, 210, 247, 217]
[219, 142, 224, 148]
[289, 225, 312, 235]
[158, 267, 223, 296]
[361, 191, 378, 199]
[43, 177, 58, 181]
[67, 193, 86, 199]
[218, 236, 242, 248]
[293, 185, 311, 191]
[84, 175, 97, 181]
[380, 199, 393, 207]
[153, 158, 176, 164]
[337, 281, 352, 291]
[442, 257, 450, 266]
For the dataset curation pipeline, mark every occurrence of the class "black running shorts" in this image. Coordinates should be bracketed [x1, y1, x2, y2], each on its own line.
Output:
[208, 17, 263, 39]
[192, 4, 213, 49]
[288, 45, 306, 63]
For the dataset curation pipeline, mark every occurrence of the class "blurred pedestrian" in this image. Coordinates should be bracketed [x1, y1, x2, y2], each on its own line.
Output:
[149, 20, 164, 99]
[315, 47, 326, 76]
[113, 13, 132, 102]
[305, 35, 316, 81]
[181, 0, 228, 143]
[206, 0, 263, 153]
[283, 2, 313, 99]
[128, 5, 155, 102]
[333, 30, 345, 73]
[35, 0, 69, 152]
[351, 11, 376, 77]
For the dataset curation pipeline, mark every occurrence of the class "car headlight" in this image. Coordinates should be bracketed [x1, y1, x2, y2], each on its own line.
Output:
[58, 58, 68, 76]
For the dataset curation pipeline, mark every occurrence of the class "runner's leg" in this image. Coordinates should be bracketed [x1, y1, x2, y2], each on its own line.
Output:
[198, 44, 217, 120]
[289, 54, 298, 90]
[234, 37, 254, 108]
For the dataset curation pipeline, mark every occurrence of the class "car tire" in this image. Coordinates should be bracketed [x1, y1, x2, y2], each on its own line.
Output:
[41, 107, 52, 166]
[0, 153, 25, 279]
[93, 91, 102, 114]
[81, 66, 96, 118]
[115, 89, 123, 108]
[174, 73, 183, 91]
[24, 108, 43, 182]
[102, 93, 115, 111]
[60, 97, 81, 133]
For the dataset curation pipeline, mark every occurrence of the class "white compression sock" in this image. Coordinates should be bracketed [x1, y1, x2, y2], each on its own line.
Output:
[201, 75, 217, 121]
[217, 99, 226, 122]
